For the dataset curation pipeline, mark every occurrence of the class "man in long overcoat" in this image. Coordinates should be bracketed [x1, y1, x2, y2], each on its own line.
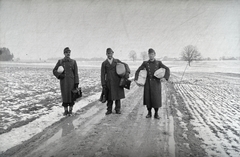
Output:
[53, 47, 79, 116]
[134, 48, 170, 119]
[101, 48, 130, 115]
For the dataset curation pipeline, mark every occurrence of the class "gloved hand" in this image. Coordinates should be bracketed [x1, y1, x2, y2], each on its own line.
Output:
[58, 74, 64, 80]
[160, 78, 166, 82]
[74, 83, 79, 89]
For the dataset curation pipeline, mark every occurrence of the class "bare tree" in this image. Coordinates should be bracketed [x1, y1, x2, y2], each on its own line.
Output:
[129, 50, 137, 61]
[141, 51, 148, 60]
[181, 45, 201, 66]
[0, 47, 14, 61]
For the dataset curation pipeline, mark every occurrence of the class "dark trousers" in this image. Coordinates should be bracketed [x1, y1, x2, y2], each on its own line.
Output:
[62, 102, 75, 107]
[107, 100, 121, 112]
[147, 107, 158, 114]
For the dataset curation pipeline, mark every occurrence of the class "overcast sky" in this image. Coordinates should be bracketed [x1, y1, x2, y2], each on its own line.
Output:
[0, 0, 239, 60]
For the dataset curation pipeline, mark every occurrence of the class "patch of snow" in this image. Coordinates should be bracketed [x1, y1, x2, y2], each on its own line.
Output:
[0, 92, 101, 153]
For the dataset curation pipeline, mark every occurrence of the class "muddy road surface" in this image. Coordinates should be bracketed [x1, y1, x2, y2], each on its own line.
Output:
[2, 83, 178, 157]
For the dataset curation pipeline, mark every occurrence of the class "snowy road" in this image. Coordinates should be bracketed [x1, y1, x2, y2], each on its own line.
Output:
[1, 83, 176, 157]
[1, 70, 239, 157]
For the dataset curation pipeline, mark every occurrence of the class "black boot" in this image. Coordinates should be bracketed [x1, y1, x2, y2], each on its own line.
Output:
[105, 110, 112, 115]
[116, 110, 121, 114]
[154, 113, 160, 119]
[154, 108, 160, 119]
[63, 107, 68, 116]
[69, 106, 73, 115]
[106, 100, 113, 115]
[115, 100, 121, 114]
[146, 109, 152, 118]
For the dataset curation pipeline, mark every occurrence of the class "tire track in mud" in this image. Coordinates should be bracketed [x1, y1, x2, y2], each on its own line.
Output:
[5, 84, 175, 157]
[177, 83, 237, 156]
[172, 72, 240, 157]
[55, 84, 174, 157]
[28, 86, 141, 157]
[166, 76, 207, 157]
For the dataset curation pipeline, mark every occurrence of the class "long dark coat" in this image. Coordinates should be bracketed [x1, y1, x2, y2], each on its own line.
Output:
[53, 57, 79, 103]
[101, 58, 130, 101]
[134, 60, 170, 108]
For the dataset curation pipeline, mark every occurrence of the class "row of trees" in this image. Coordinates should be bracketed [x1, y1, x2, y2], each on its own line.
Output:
[130, 45, 240, 66]
[128, 45, 201, 66]
[0, 47, 14, 61]
[219, 56, 240, 60]
[129, 50, 148, 61]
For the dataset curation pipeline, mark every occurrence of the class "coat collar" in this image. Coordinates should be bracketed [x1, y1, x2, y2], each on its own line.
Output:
[63, 57, 71, 62]
[148, 59, 156, 63]
[105, 58, 117, 65]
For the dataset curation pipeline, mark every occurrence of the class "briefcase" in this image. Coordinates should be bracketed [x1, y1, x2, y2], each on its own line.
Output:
[119, 78, 131, 90]
[72, 87, 82, 101]
[99, 87, 108, 103]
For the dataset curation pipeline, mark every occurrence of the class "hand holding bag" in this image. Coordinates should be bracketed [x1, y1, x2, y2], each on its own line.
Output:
[99, 87, 108, 103]
[119, 78, 132, 90]
[72, 87, 82, 101]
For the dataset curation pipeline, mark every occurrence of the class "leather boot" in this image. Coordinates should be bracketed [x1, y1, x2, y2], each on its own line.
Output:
[69, 106, 73, 115]
[154, 108, 160, 119]
[105, 110, 112, 115]
[154, 113, 160, 119]
[146, 111, 152, 118]
[63, 107, 68, 116]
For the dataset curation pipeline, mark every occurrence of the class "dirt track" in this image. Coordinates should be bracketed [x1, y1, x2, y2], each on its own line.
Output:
[3, 73, 226, 157]
[2, 81, 181, 157]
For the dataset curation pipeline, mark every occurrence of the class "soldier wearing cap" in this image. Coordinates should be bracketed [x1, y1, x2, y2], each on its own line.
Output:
[134, 48, 170, 119]
[53, 47, 79, 116]
[101, 48, 130, 115]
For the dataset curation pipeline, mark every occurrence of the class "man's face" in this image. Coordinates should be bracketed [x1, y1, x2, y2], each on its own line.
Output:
[148, 52, 155, 60]
[106, 51, 113, 59]
[64, 51, 71, 58]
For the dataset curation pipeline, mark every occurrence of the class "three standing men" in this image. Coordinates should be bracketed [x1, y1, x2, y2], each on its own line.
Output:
[53, 47, 170, 119]
[53, 47, 79, 116]
[134, 48, 170, 119]
[101, 48, 130, 115]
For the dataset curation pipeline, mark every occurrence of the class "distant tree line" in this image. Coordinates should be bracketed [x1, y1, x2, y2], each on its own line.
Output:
[47, 57, 106, 61]
[128, 50, 148, 61]
[127, 46, 239, 63]
[219, 56, 239, 60]
[75, 57, 106, 61]
[0, 47, 14, 61]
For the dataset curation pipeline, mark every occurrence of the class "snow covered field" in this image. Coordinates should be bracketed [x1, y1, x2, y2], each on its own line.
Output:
[168, 60, 240, 157]
[0, 60, 240, 156]
[0, 63, 101, 135]
[172, 72, 240, 157]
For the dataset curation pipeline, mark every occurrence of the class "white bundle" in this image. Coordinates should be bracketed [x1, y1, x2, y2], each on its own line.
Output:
[116, 63, 126, 77]
[57, 66, 64, 73]
[136, 69, 147, 86]
[154, 68, 165, 79]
